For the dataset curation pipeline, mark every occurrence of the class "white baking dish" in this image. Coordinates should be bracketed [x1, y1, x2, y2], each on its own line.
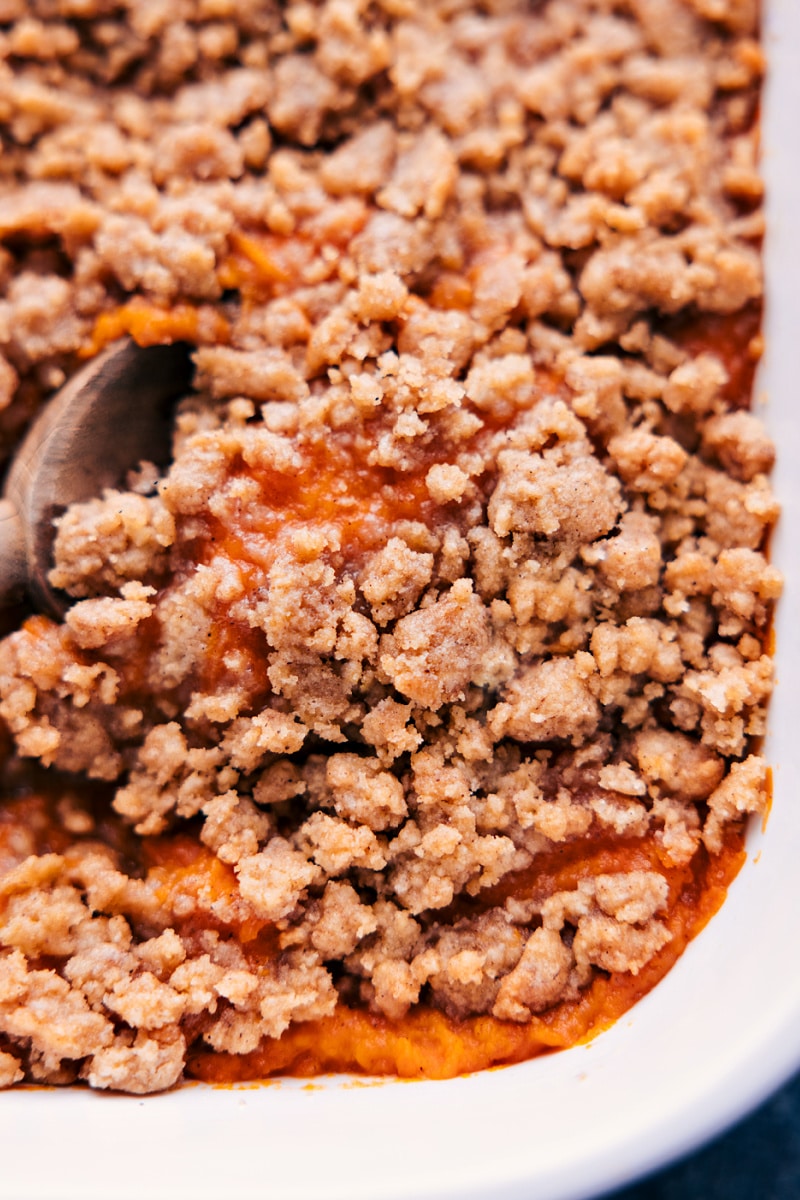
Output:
[1, 2, 798, 1197]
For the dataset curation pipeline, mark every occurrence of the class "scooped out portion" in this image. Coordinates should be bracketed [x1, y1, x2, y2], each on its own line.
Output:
[0, 0, 779, 1093]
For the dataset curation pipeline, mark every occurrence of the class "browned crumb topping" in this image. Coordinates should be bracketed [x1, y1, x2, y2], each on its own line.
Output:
[0, 0, 779, 1094]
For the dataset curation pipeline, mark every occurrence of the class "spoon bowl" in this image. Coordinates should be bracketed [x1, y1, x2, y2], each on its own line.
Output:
[0, 339, 194, 616]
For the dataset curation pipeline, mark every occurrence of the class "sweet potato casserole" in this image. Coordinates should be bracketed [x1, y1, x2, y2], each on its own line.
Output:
[0, 0, 780, 1094]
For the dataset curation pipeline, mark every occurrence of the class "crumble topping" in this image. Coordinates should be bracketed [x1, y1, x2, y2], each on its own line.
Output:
[0, 0, 777, 1094]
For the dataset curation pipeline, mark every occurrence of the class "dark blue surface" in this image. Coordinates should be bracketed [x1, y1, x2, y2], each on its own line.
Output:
[602, 1070, 800, 1199]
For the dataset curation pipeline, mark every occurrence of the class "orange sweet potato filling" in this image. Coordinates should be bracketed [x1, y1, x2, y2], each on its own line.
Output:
[34, 252, 761, 1089]
[179, 302, 757, 1079]
[81, 297, 231, 358]
[206, 434, 444, 578]
[0, 771, 745, 1085]
[179, 831, 745, 1082]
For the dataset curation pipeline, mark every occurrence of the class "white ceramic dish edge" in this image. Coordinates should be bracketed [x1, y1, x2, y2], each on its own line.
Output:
[2, 3, 799, 1197]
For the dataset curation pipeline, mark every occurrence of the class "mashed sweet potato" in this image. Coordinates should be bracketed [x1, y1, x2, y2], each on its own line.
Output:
[0, 0, 779, 1094]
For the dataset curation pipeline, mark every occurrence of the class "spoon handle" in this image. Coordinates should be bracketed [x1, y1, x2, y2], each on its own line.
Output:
[0, 499, 27, 604]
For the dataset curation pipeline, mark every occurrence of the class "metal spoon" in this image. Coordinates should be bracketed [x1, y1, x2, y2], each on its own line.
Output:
[0, 338, 194, 617]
